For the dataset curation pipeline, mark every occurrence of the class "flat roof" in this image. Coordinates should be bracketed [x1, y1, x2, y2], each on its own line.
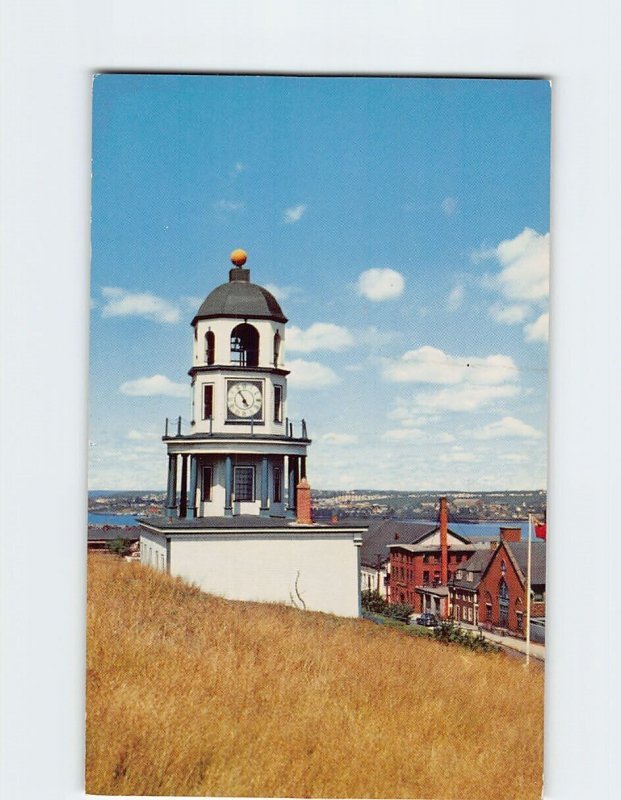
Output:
[388, 543, 476, 553]
[139, 514, 368, 535]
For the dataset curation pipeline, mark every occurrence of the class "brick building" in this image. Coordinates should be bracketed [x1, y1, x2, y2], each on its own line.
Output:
[448, 548, 494, 625]
[360, 519, 443, 600]
[449, 526, 546, 637]
[387, 498, 490, 616]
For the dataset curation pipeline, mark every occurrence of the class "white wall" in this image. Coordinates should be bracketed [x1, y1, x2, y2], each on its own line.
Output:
[169, 532, 361, 617]
[140, 532, 168, 571]
[360, 565, 389, 599]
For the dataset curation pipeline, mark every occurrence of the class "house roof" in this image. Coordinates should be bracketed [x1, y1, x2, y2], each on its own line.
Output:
[88, 526, 140, 542]
[359, 519, 471, 567]
[415, 585, 449, 597]
[388, 543, 476, 554]
[504, 540, 547, 585]
[360, 520, 435, 567]
[450, 549, 494, 589]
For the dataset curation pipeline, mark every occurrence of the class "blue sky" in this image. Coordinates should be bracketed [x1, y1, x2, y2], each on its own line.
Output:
[89, 75, 549, 491]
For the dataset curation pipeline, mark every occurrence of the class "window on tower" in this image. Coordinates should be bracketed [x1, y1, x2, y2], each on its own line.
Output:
[273, 331, 281, 367]
[274, 385, 283, 422]
[201, 465, 213, 501]
[273, 466, 282, 503]
[230, 323, 259, 367]
[205, 331, 215, 364]
[202, 384, 214, 419]
[234, 466, 255, 502]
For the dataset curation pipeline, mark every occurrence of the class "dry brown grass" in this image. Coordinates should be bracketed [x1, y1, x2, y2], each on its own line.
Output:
[86, 554, 543, 799]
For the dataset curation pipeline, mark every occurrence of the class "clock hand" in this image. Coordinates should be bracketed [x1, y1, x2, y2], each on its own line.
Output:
[237, 391, 249, 407]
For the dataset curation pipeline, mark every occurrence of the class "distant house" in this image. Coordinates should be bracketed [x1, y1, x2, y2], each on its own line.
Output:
[383, 498, 492, 617]
[87, 525, 140, 551]
[475, 528, 546, 637]
[388, 530, 481, 616]
[448, 549, 494, 625]
[359, 519, 440, 600]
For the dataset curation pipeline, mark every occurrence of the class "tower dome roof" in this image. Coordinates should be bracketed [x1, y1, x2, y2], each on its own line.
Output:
[192, 258, 287, 325]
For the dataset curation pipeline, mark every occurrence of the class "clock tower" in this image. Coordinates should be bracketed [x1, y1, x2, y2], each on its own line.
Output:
[163, 249, 310, 520]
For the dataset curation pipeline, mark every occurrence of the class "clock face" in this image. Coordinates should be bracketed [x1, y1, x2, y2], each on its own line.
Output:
[227, 380, 263, 419]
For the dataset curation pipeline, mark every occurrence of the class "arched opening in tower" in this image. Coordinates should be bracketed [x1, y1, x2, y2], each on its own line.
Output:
[205, 331, 215, 364]
[230, 323, 259, 367]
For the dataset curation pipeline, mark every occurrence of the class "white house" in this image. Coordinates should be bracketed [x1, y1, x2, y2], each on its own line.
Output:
[139, 250, 366, 617]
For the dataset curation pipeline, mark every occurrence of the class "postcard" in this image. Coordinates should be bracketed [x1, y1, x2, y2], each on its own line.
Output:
[87, 74, 549, 799]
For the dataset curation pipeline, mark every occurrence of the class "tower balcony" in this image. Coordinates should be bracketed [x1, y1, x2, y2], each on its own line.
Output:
[164, 415, 308, 440]
[162, 416, 310, 457]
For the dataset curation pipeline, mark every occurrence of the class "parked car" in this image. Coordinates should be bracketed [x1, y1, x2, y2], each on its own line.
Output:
[414, 613, 439, 627]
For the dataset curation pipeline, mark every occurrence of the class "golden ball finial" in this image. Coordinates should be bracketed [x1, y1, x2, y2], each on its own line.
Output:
[230, 248, 247, 267]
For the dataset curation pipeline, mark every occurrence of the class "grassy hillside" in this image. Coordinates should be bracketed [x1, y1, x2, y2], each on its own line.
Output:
[86, 554, 543, 799]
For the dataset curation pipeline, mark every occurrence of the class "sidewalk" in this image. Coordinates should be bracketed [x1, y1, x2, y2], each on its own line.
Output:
[460, 623, 545, 661]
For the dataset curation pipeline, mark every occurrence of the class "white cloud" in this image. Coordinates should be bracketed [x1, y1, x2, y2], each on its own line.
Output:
[433, 432, 457, 443]
[439, 449, 477, 464]
[231, 161, 246, 176]
[489, 303, 530, 325]
[383, 428, 455, 443]
[387, 406, 439, 426]
[127, 429, 160, 441]
[283, 204, 307, 223]
[101, 287, 180, 324]
[320, 433, 358, 445]
[119, 374, 187, 397]
[287, 323, 354, 353]
[524, 312, 549, 343]
[441, 196, 458, 216]
[286, 359, 340, 389]
[382, 346, 519, 386]
[467, 416, 543, 440]
[356, 268, 405, 301]
[214, 199, 245, 211]
[414, 383, 520, 413]
[383, 428, 425, 442]
[479, 228, 549, 302]
[446, 283, 464, 311]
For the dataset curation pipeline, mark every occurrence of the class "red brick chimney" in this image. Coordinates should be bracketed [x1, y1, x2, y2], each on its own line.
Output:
[499, 526, 521, 543]
[440, 496, 448, 585]
[296, 478, 312, 524]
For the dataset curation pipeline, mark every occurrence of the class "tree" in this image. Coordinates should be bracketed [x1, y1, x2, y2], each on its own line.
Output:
[361, 589, 388, 614]
[106, 537, 132, 557]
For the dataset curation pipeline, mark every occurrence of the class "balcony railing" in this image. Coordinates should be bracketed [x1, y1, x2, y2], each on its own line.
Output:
[164, 416, 309, 439]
